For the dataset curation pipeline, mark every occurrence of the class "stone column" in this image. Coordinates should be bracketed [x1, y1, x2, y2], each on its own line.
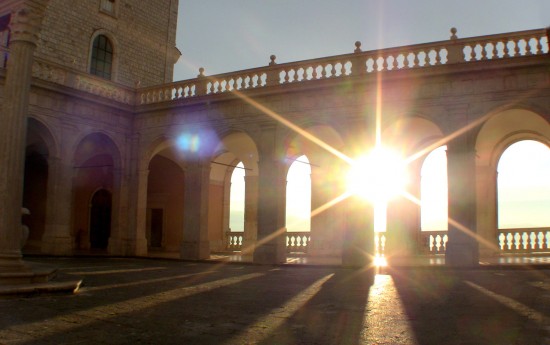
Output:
[341, 195, 374, 267]
[385, 164, 421, 262]
[0, 0, 48, 272]
[308, 166, 344, 257]
[180, 159, 211, 260]
[253, 125, 287, 264]
[476, 163, 498, 258]
[41, 156, 74, 255]
[446, 136, 479, 266]
[242, 174, 258, 256]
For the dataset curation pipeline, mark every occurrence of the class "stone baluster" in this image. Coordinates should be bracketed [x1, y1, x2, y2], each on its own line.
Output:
[480, 41, 488, 60]
[502, 40, 511, 58]
[413, 49, 420, 67]
[535, 35, 543, 54]
[0, 0, 49, 275]
[524, 38, 533, 56]
[302, 66, 310, 81]
[513, 39, 521, 56]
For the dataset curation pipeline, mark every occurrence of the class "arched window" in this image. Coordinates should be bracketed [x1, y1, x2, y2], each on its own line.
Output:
[90, 34, 113, 80]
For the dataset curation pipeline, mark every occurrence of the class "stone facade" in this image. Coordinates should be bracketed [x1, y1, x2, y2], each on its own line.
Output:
[34, 0, 179, 87]
[0, 0, 549, 271]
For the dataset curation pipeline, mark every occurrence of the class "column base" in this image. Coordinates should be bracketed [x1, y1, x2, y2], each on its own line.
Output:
[253, 243, 285, 264]
[180, 241, 210, 260]
[0, 252, 55, 285]
[446, 242, 479, 267]
[41, 235, 74, 256]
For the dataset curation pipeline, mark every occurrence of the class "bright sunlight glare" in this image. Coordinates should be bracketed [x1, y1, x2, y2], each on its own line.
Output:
[347, 147, 408, 204]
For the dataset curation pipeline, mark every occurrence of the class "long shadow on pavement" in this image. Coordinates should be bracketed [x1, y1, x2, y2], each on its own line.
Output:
[390, 267, 550, 345]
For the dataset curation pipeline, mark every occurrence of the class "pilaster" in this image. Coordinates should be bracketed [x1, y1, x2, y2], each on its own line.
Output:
[242, 175, 258, 255]
[41, 156, 74, 255]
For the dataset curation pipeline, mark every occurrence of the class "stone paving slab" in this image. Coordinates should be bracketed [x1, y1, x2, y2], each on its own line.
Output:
[0, 257, 549, 345]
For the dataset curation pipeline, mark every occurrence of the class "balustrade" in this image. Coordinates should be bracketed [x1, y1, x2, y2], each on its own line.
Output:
[226, 232, 243, 251]
[286, 232, 311, 254]
[421, 231, 449, 254]
[498, 228, 550, 253]
[224, 231, 311, 254]
[225, 229, 550, 256]
[136, 28, 547, 105]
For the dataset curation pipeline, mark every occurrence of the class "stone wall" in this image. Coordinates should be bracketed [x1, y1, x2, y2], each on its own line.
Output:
[36, 0, 179, 87]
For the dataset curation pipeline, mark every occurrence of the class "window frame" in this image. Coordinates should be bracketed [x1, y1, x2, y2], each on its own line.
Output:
[89, 32, 116, 81]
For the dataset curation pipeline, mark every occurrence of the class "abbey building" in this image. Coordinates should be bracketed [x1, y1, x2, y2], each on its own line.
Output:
[1, 0, 549, 279]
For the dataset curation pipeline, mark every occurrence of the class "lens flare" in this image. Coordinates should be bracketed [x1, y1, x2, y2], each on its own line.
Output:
[347, 147, 408, 204]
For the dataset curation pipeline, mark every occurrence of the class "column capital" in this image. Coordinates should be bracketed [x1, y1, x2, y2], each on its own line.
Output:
[9, 0, 48, 44]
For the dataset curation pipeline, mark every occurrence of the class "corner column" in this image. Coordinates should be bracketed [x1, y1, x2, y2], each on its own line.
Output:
[0, 1, 48, 273]
[180, 159, 211, 260]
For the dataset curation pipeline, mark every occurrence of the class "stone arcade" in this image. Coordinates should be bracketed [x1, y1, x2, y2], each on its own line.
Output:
[1, 1, 549, 286]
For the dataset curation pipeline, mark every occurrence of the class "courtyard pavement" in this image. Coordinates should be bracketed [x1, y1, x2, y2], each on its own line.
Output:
[1, 257, 550, 345]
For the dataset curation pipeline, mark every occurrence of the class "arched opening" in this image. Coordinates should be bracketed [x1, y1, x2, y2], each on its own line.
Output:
[89, 189, 112, 249]
[229, 162, 245, 233]
[72, 133, 119, 251]
[497, 140, 550, 253]
[497, 140, 550, 229]
[209, 132, 259, 253]
[420, 145, 448, 254]
[286, 155, 311, 253]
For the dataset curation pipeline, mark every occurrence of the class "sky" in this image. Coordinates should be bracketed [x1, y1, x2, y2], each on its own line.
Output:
[174, 0, 550, 80]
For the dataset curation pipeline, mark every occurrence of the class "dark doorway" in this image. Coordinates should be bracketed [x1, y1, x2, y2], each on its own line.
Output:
[22, 152, 48, 252]
[150, 208, 163, 248]
[90, 189, 112, 249]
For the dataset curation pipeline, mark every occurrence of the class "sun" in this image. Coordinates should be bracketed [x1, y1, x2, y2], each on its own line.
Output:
[346, 146, 408, 204]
